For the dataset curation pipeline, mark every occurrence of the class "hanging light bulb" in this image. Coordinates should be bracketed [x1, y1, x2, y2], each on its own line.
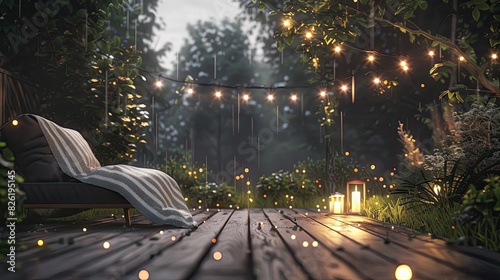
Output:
[290, 94, 298, 102]
[459, 56, 465, 62]
[305, 31, 313, 39]
[187, 88, 194, 94]
[334, 46, 341, 53]
[267, 94, 274, 102]
[214, 91, 222, 98]
[373, 77, 381, 84]
[154, 80, 163, 88]
[283, 19, 291, 28]
[242, 93, 250, 101]
[319, 90, 327, 98]
[492, 53, 498, 60]
[367, 54, 375, 62]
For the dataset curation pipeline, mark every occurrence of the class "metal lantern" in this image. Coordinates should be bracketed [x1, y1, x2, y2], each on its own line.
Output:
[346, 179, 366, 213]
[329, 192, 345, 214]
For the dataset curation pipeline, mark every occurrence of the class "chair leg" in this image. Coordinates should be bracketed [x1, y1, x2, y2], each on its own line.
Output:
[123, 208, 131, 226]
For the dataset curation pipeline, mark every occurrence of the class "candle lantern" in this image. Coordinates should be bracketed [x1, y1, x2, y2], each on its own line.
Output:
[329, 193, 345, 214]
[346, 179, 366, 213]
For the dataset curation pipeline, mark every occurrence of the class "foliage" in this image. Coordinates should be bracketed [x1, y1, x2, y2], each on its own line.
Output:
[253, 0, 500, 96]
[397, 122, 425, 168]
[0, 0, 154, 165]
[0, 142, 25, 258]
[161, 155, 238, 209]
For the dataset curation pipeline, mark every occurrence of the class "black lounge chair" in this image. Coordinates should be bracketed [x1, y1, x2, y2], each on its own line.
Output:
[0, 114, 133, 225]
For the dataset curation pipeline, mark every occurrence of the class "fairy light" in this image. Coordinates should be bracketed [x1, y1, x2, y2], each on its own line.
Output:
[37, 239, 44, 247]
[154, 80, 163, 88]
[459, 56, 465, 62]
[305, 31, 313, 39]
[186, 88, 194, 94]
[340, 84, 348, 92]
[214, 91, 222, 98]
[290, 94, 298, 101]
[492, 53, 498, 60]
[82, 227, 87, 232]
[302, 241, 309, 247]
[12, 120, 18, 126]
[373, 77, 381, 84]
[395, 264, 412, 280]
[367, 54, 375, 62]
[213, 251, 223, 261]
[138, 269, 150, 280]
[400, 60, 409, 71]
[319, 90, 327, 98]
[242, 93, 250, 101]
[370, 164, 376, 170]
[428, 50, 434, 57]
[291, 234, 296, 240]
[267, 94, 274, 101]
[334, 45, 341, 53]
[103, 241, 110, 249]
[283, 19, 291, 28]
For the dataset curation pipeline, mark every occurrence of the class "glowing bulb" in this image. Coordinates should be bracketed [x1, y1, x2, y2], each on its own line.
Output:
[243, 94, 250, 101]
[37, 239, 44, 247]
[82, 228, 87, 232]
[345, 151, 350, 156]
[171, 236, 176, 241]
[340, 85, 348, 92]
[12, 120, 18, 126]
[213, 251, 223, 261]
[319, 91, 326, 97]
[354, 167, 359, 172]
[403, 65, 409, 71]
[290, 94, 298, 101]
[283, 19, 291, 27]
[244, 168, 250, 173]
[492, 53, 498, 60]
[373, 78, 381, 84]
[428, 51, 434, 57]
[312, 241, 319, 247]
[103, 241, 110, 249]
[187, 88, 194, 94]
[370, 164, 376, 170]
[291, 235, 296, 240]
[215, 91, 222, 98]
[334, 46, 341, 53]
[305, 32, 312, 39]
[302, 241, 309, 247]
[267, 94, 274, 101]
[154, 80, 163, 88]
[367, 54, 375, 62]
[459, 56, 465, 62]
[395, 264, 412, 280]
[138, 269, 150, 280]
[400, 60, 407, 67]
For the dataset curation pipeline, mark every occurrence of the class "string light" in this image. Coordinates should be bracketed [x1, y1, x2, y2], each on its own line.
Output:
[283, 19, 291, 28]
[267, 94, 274, 102]
[428, 50, 434, 57]
[367, 54, 375, 62]
[186, 88, 194, 94]
[373, 77, 381, 84]
[334, 45, 341, 53]
[492, 53, 498, 60]
[319, 90, 327, 98]
[214, 90, 222, 98]
[305, 31, 313, 39]
[103, 241, 110, 249]
[340, 84, 348, 92]
[138, 270, 150, 280]
[290, 94, 298, 101]
[459, 56, 465, 62]
[12, 119, 19, 126]
[242, 93, 250, 101]
[37, 239, 44, 247]
[154, 80, 163, 88]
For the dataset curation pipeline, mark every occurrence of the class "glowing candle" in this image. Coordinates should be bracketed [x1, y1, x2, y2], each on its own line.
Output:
[352, 186, 361, 212]
[334, 201, 341, 214]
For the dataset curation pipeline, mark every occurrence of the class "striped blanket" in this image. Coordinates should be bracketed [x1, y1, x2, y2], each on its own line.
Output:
[33, 115, 196, 228]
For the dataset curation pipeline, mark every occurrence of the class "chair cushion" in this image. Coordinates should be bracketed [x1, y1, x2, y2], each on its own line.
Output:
[0, 114, 71, 182]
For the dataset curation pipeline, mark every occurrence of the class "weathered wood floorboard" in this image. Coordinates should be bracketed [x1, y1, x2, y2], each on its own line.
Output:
[295, 209, 500, 279]
[248, 209, 309, 280]
[263, 209, 362, 280]
[126, 209, 234, 280]
[2, 209, 499, 280]
[191, 209, 251, 280]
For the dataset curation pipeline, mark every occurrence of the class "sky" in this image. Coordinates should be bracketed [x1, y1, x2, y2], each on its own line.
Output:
[155, 0, 244, 69]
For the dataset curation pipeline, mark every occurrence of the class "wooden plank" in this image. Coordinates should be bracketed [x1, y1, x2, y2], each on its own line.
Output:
[294, 209, 499, 279]
[7, 211, 209, 279]
[191, 209, 250, 279]
[125, 209, 235, 280]
[277, 209, 396, 279]
[248, 208, 309, 280]
[263, 209, 362, 279]
[77, 210, 216, 278]
[327, 213, 500, 278]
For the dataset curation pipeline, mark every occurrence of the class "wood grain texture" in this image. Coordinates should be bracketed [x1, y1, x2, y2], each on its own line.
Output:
[248, 209, 309, 280]
[3, 209, 499, 280]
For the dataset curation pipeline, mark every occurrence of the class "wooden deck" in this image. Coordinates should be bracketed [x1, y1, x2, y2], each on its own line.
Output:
[3, 208, 500, 279]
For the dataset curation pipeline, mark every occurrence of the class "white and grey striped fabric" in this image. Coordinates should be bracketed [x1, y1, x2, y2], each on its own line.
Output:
[33, 115, 197, 228]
